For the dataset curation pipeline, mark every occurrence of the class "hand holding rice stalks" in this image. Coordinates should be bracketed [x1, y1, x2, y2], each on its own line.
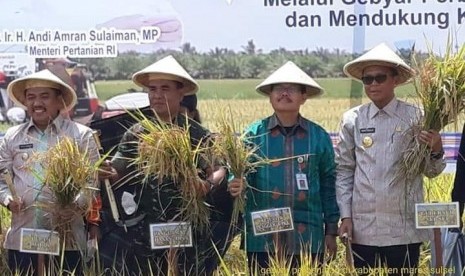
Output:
[40, 136, 98, 246]
[400, 40, 465, 179]
[212, 112, 263, 228]
[134, 114, 211, 229]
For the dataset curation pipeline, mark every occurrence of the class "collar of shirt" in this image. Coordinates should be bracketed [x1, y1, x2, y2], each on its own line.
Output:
[26, 114, 65, 135]
[146, 113, 184, 126]
[267, 113, 308, 136]
[368, 97, 399, 119]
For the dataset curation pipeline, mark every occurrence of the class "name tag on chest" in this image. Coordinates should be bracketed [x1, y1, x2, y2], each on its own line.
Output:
[359, 128, 375, 134]
[296, 173, 308, 190]
[19, 144, 33, 150]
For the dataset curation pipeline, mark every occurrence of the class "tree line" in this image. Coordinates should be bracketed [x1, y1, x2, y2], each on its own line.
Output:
[75, 40, 418, 81]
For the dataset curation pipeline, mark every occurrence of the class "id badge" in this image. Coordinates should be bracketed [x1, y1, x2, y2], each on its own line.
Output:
[296, 173, 308, 190]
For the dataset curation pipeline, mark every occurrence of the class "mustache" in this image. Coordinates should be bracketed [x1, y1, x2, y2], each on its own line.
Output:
[277, 95, 292, 101]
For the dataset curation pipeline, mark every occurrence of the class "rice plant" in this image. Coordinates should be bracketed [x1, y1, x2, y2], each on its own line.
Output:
[34, 136, 98, 247]
[132, 112, 211, 230]
[400, 38, 465, 180]
[211, 109, 262, 230]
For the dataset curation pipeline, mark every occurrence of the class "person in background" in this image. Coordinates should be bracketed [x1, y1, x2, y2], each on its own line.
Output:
[70, 67, 87, 98]
[6, 106, 27, 125]
[452, 124, 465, 228]
[229, 61, 339, 274]
[180, 94, 201, 123]
[336, 43, 446, 275]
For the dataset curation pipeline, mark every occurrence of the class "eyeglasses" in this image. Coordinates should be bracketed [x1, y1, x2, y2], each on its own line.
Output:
[361, 74, 389, 85]
[272, 86, 302, 94]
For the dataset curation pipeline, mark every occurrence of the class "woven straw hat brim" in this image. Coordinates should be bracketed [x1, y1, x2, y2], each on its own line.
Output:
[256, 61, 324, 98]
[7, 69, 77, 111]
[343, 43, 415, 85]
[132, 55, 198, 95]
[344, 60, 414, 85]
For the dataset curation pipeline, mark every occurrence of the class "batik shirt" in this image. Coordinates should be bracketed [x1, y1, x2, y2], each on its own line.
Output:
[244, 114, 340, 254]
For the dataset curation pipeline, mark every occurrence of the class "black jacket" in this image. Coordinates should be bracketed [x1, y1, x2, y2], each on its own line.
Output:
[452, 123, 465, 216]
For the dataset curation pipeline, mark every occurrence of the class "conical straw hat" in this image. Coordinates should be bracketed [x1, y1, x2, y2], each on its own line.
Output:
[7, 69, 77, 111]
[344, 43, 415, 85]
[256, 61, 323, 97]
[132, 55, 198, 95]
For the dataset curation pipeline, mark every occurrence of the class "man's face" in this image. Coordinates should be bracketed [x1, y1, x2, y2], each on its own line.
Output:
[269, 83, 307, 113]
[147, 79, 184, 121]
[24, 87, 64, 130]
[361, 65, 398, 108]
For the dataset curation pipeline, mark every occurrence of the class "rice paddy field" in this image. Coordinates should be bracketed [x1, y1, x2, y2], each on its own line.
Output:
[0, 78, 463, 275]
[95, 78, 465, 132]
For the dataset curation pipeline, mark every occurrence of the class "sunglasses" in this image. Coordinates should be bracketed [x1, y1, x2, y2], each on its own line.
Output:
[361, 74, 389, 85]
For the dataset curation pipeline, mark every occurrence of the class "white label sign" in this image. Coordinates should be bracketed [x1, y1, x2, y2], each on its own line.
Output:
[149, 222, 192, 249]
[415, 202, 460, 229]
[251, 207, 294, 236]
[20, 228, 60, 256]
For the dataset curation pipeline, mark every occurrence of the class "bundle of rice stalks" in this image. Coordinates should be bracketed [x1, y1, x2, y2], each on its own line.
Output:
[212, 111, 262, 229]
[400, 40, 465, 179]
[39, 136, 97, 246]
[134, 114, 210, 229]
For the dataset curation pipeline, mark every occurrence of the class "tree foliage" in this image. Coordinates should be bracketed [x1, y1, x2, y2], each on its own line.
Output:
[75, 41, 416, 81]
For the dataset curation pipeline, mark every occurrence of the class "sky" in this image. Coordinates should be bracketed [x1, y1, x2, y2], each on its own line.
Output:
[170, 0, 464, 53]
[0, 0, 463, 54]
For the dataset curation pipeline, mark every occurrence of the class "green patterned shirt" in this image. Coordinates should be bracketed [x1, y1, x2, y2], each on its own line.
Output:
[244, 114, 339, 254]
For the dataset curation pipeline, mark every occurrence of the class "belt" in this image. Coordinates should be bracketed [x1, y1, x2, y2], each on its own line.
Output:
[115, 214, 146, 228]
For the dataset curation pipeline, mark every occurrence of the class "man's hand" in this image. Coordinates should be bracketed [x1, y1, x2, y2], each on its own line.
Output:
[98, 160, 118, 181]
[418, 130, 443, 153]
[88, 224, 100, 240]
[325, 235, 337, 261]
[338, 218, 353, 245]
[7, 196, 23, 213]
[228, 178, 244, 197]
[48, 203, 82, 223]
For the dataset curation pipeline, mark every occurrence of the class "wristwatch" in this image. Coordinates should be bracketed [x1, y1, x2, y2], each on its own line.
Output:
[430, 149, 444, 160]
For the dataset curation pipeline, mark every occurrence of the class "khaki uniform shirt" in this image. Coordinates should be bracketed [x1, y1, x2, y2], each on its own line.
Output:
[336, 98, 445, 246]
[0, 115, 99, 251]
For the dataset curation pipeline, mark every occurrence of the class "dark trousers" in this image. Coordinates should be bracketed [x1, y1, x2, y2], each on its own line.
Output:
[204, 220, 241, 276]
[98, 224, 142, 275]
[247, 252, 323, 276]
[351, 243, 421, 276]
[8, 249, 82, 276]
[99, 222, 207, 276]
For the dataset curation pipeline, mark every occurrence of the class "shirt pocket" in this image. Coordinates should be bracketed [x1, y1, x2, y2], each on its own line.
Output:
[390, 125, 413, 155]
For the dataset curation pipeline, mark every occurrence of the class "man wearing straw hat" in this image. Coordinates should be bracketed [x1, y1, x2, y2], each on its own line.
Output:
[336, 43, 446, 275]
[98, 55, 225, 275]
[229, 61, 340, 274]
[0, 69, 100, 275]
